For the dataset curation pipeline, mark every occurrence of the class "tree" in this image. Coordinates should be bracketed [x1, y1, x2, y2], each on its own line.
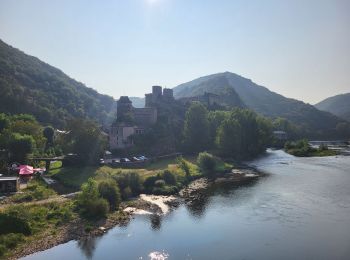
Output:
[98, 180, 121, 211]
[216, 118, 241, 158]
[43, 126, 55, 148]
[64, 119, 107, 165]
[76, 178, 109, 219]
[8, 133, 35, 163]
[183, 102, 210, 153]
[197, 152, 217, 178]
[0, 113, 9, 133]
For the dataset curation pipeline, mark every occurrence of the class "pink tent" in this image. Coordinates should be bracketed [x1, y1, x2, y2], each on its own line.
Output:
[19, 165, 34, 175]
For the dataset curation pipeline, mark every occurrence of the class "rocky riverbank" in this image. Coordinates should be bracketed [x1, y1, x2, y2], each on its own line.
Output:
[9, 166, 262, 259]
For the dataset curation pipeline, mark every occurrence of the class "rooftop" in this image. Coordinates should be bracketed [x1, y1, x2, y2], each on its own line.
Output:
[0, 177, 18, 181]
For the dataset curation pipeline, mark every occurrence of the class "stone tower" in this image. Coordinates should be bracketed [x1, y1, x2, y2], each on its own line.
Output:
[117, 96, 133, 121]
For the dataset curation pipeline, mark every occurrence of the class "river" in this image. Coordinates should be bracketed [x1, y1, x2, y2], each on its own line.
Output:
[23, 149, 350, 260]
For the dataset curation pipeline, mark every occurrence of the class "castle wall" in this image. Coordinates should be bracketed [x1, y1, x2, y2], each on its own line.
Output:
[133, 107, 157, 126]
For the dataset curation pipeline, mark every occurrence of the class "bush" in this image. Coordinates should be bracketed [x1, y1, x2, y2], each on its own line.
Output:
[98, 180, 121, 210]
[0, 244, 6, 257]
[0, 233, 25, 249]
[114, 172, 142, 196]
[162, 170, 177, 185]
[197, 152, 217, 178]
[121, 187, 132, 200]
[76, 178, 109, 219]
[143, 175, 160, 189]
[177, 157, 191, 178]
[86, 198, 109, 218]
[0, 212, 31, 236]
[154, 179, 165, 187]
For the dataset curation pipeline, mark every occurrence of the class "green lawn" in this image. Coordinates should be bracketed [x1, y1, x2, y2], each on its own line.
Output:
[49, 167, 99, 189]
[48, 157, 188, 189]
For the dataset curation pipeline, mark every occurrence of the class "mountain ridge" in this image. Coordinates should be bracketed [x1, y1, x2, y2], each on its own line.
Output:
[173, 72, 346, 137]
[315, 93, 350, 122]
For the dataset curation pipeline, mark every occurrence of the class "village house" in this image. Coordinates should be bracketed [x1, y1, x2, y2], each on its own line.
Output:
[0, 177, 19, 193]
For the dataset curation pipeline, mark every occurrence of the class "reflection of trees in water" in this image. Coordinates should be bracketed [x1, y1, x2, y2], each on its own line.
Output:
[185, 178, 261, 218]
[77, 236, 101, 259]
[150, 214, 162, 230]
[184, 190, 211, 218]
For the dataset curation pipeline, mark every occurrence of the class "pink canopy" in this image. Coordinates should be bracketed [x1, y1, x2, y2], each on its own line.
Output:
[19, 165, 34, 175]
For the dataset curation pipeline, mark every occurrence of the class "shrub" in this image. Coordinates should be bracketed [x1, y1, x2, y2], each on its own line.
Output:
[0, 244, 6, 257]
[197, 152, 217, 178]
[0, 211, 31, 236]
[114, 172, 142, 196]
[76, 178, 109, 219]
[0, 233, 25, 249]
[154, 180, 165, 187]
[83, 199, 109, 219]
[177, 157, 191, 178]
[98, 180, 121, 210]
[162, 170, 177, 185]
[143, 175, 159, 189]
[121, 186, 132, 200]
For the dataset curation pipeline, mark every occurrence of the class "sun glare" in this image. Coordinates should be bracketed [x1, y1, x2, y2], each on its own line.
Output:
[147, 0, 159, 5]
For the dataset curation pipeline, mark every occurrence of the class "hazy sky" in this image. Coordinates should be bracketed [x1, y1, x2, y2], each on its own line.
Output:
[0, 0, 349, 104]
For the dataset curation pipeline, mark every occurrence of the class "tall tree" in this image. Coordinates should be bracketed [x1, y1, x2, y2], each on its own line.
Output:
[183, 102, 209, 153]
[216, 118, 241, 158]
[64, 119, 106, 165]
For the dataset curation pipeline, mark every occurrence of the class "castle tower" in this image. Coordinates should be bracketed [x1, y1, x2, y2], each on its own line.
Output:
[163, 88, 174, 100]
[117, 96, 133, 121]
[145, 93, 153, 107]
[152, 85, 162, 103]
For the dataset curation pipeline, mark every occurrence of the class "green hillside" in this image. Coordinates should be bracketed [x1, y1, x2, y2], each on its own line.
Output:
[174, 72, 347, 138]
[0, 39, 116, 127]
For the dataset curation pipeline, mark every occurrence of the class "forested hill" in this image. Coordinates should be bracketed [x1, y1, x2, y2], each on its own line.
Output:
[0, 39, 116, 127]
[173, 72, 346, 137]
[315, 93, 350, 122]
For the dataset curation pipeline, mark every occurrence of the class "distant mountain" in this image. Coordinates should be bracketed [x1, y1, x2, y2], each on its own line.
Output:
[129, 97, 145, 108]
[0, 39, 116, 127]
[173, 72, 346, 137]
[315, 93, 350, 122]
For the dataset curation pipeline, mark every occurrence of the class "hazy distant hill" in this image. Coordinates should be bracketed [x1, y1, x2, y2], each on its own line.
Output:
[315, 93, 350, 122]
[129, 97, 145, 108]
[174, 72, 345, 137]
[0, 39, 116, 127]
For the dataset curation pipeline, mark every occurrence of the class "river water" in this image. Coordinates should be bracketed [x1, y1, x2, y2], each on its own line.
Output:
[23, 150, 350, 260]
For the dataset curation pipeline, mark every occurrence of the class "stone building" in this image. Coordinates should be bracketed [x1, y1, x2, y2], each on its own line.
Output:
[145, 86, 174, 107]
[109, 85, 173, 150]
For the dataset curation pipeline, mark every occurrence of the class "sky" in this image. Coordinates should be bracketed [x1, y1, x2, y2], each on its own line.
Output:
[0, 0, 349, 104]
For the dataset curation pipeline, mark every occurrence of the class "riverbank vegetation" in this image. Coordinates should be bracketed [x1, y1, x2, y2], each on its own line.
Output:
[183, 102, 273, 160]
[284, 140, 338, 157]
[0, 201, 76, 258]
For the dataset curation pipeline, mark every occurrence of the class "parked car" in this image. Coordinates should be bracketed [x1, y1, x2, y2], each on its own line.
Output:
[131, 157, 141, 162]
[120, 158, 131, 163]
[137, 155, 148, 161]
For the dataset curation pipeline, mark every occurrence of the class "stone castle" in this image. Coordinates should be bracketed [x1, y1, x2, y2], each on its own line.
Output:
[109, 86, 174, 150]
